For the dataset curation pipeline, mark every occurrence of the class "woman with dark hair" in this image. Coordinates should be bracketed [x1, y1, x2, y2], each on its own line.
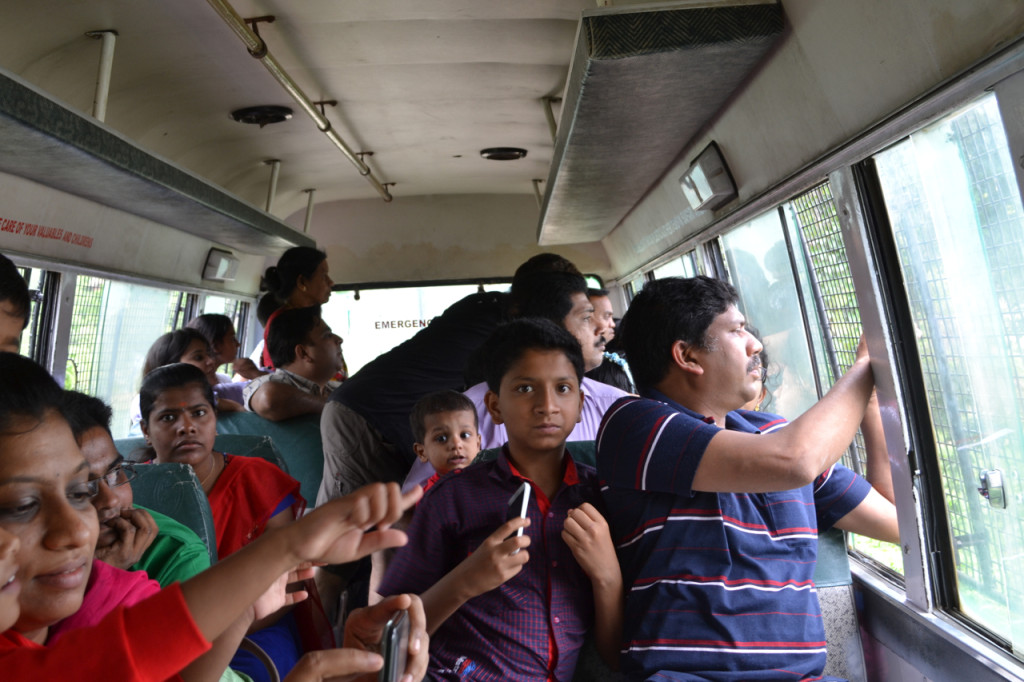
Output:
[0, 355, 430, 682]
[260, 247, 333, 370]
[130, 329, 243, 433]
[186, 314, 264, 381]
[138, 363, 307, 681]
[0, 355, 257, 681]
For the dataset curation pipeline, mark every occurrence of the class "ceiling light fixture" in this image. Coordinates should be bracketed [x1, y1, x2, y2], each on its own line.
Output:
[230, 105, 293, 127]
[480, 147, 528, 161]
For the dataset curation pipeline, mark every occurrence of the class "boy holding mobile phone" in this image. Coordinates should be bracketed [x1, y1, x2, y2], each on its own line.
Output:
[379, 318, 623, 680]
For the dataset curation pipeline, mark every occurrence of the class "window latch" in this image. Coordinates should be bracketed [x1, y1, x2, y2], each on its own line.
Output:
[978, 469, 1006, 509]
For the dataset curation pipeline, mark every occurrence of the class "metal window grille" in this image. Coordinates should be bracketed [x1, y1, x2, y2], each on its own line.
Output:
[66, 277, 181, 395]
[874, 100, 1024, 602]
[787, 182, 870, 474]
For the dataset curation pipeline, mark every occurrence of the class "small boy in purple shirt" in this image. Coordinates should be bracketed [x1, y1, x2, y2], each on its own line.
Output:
[380, 318, 623, 681]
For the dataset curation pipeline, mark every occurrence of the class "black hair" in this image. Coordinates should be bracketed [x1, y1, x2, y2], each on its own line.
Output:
[586, 354, 635, 394]
[143, 328, 211, 379]
[0, 353, 65, 433]
[261, 247, 327, 302]
[409, 390, 478, 443]
[0, 253, 30, 328]
[139, 363, 216, 425]
[61, 390, 113, 441]
[186, 314, 234, 348]
[588, 287, 609, 298]
[267, 305, 322, 369]
[513, 253, 582, 279]
[480, 318, 584, 393]
[257, 292, 283, 326]
[509, 271, 588, 324]
[621, 276, 738, 391]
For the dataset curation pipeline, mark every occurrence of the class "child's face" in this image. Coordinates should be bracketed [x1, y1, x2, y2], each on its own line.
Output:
[414, 410, 481, 476]
[213, 327, 240, 366]
[179, 338, 217, 383]
[485, 348, 583, 457]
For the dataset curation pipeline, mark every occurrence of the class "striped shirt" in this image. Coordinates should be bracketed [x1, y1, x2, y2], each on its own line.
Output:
[596, 391, 869, 681]
[380, 447, 600, 681]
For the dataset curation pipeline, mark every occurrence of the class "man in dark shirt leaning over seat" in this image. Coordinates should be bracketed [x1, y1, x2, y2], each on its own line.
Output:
[243, 305, 343, 421]
[596, 276, 899, 682]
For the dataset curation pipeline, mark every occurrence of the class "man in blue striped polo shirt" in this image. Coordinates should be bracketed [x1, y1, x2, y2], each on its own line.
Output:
[596, 276, 899, 681]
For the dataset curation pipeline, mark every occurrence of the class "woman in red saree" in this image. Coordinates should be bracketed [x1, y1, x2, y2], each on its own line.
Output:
[139, 362, 307, 682]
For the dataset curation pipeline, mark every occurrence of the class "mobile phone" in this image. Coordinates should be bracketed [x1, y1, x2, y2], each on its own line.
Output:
[505, 481, 532, 552]
[379, 609, 409, 682]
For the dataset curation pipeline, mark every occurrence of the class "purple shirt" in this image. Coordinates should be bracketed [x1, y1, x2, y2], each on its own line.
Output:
[380, 447, 601, 681]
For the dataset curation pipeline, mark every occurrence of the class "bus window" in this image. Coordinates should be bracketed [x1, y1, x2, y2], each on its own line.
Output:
[875, 93, 1024, 646]
[67, 276, 185, 437]
[322, 282, 508, 375]
[16, 266, 47, 361]
[719, 210, 819, 419]
[200, 294, 251, 369]
[651, 252, 698, 279]
[784, 182, 904, 575]
[720, 184, 905, 575]
[625, 273, 645, 302]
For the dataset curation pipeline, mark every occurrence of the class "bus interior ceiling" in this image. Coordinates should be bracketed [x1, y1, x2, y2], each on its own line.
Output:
[0, 1, 1015, 292]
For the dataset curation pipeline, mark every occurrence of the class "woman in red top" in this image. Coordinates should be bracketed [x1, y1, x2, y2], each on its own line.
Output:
[139, 362, 307, 681]
[139, 363, 304, 555]
[260, 247, 334, 370]
[0, 353, 429, 682]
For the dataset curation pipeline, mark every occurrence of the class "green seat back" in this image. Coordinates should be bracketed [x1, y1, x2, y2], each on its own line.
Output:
[813, 527, 852, 587]
[114, 434, 289, 473]
[215, 412, 324, 503]
[129, 462, 217, 565]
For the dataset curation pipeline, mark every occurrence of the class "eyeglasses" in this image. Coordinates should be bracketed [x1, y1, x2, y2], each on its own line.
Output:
[85, 462, 137, 498]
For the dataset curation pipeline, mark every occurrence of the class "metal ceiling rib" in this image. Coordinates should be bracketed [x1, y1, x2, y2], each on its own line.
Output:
[538, 1, 785, 245]
[0, 67, 313, 254]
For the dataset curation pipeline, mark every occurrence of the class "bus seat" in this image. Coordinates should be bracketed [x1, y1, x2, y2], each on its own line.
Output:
[215, 412, 323, 504]
[209, 434, 289, 473]
[129, 462, 218, 565]
[114, 434, 289, 473]
[814, 528, 868, 682]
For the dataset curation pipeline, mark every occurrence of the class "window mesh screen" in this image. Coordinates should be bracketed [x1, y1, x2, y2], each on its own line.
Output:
[788, 182, 869, 472]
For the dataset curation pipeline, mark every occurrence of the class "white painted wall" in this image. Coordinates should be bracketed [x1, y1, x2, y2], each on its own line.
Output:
[0, 170, 264, 295]
[602, 0, 1024, 278]
[286, 193, 612, 283]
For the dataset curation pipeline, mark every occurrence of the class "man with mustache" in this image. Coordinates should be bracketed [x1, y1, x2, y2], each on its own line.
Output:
[597, 276, 898, 681]
[461, 270, 623, 451]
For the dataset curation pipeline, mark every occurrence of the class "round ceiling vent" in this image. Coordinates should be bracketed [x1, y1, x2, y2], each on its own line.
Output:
[480, 147, 528, 161]
[230, 105, 293, 127]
